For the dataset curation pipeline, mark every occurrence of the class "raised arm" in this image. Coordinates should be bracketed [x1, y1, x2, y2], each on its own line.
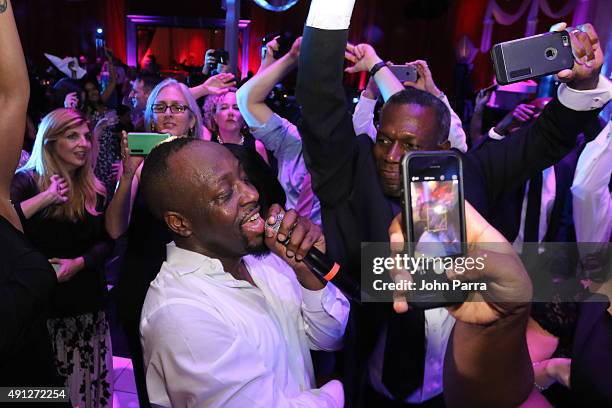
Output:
[0, 0, 29, 228]
[189, 72, 235, 100]
[470, 24, 610, 205]
[237, 38, 301, 128]
[105, 133, 143, 239]
[352, 76, 380, 141]
[296, 0, 369, 206]
[100, 50, 117, 105]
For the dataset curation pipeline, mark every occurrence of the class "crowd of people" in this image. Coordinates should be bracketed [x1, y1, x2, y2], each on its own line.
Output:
[1, 0, 610, 407]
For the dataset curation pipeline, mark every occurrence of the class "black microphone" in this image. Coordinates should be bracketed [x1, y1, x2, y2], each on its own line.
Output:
[268, 213, 368, 304]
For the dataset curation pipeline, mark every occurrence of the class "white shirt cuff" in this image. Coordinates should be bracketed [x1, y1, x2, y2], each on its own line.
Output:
[488, 127, 506, 140]
[557, 75, 612, 111]
[359, 90, 378, 105]
[306, 0, 355, 30]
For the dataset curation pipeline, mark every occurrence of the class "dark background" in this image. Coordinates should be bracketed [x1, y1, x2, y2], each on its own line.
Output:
[13, 0, 608, 97]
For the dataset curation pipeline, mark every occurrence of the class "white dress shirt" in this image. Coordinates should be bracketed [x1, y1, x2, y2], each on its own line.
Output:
[140, 243, 350, 408]
[368, 308, 455, 403]
[512, 166, 557, 251]
[352, 91, 469, 152]
[572, 121, 611, 244]
[490, 123, 557, 249]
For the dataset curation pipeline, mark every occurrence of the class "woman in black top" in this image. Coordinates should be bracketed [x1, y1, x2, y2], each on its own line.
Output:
[202, 90, 271, 164]
[11, 108, 113, 407]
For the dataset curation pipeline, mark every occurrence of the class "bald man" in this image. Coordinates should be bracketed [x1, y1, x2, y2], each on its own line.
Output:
[138, 138, 349, 408]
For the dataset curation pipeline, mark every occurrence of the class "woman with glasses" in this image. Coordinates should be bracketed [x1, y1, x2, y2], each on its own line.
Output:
[145, 78, 204, 138]
[104, 77, 206, 407]
[10, 108, 114, 407]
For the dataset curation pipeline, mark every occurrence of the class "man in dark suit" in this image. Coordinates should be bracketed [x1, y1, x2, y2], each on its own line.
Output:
[296, 1, 608, 406]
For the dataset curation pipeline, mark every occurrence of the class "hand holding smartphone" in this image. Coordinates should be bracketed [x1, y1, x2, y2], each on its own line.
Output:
[389, 64, 418, 84]
[491, 30, 573, 85]
[127, 133, 172, 156]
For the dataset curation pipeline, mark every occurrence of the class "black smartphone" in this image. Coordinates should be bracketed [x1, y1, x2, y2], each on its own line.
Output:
[389, 64, 418, 84]
[401, 151, 468, 308]
[491, 30, 573, 85]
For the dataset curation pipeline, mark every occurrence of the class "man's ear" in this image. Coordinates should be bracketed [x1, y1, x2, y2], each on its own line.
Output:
[164, 211, 193, 238]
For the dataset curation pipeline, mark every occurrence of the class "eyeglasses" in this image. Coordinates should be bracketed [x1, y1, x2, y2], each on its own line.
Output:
[151, 103, 191, 114]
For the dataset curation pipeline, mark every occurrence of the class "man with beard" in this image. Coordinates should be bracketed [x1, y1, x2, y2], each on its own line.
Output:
[138, 138, 350, 408]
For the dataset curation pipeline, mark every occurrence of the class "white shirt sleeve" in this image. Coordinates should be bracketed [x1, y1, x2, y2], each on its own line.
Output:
[352, 91, 378, 142]
[144, 303, 344, 408]
[557, 75, 612, 111]
[487, 127, 506, 140]
[571, 121, 612, 244]
[301, 283, 350, 351]
[306, 0, 356, 30]
[439, 94, 468, 152]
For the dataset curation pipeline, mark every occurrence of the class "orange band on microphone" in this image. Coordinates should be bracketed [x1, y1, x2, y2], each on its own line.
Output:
[323, 263, 340, 281]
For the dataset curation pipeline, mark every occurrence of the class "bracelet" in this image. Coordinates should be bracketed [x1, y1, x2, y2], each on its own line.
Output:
[532, 361, 550, 391]
[534, 381, 549, 391]
[369, 61, 387, 77]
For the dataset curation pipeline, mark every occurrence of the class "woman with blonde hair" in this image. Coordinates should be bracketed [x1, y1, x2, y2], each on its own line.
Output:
[11, 107, 114, 408]
[203, 89, 269, 162]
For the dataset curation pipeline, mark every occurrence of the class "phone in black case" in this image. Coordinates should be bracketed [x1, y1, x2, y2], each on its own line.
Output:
[400, 151, 468, 309]
[491, 30, 573, 85]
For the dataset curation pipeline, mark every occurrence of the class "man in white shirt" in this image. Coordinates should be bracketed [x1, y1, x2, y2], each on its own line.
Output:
[138, 138, 350, 407]
[572, 120, 611, 279]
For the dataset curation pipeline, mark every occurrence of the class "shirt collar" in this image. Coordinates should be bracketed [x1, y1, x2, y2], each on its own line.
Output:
[164, 242, 254, 288]
[165, 242, 225, 276]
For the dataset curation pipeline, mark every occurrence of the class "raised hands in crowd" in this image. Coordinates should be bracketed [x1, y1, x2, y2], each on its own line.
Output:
[3, 0, 611, 405]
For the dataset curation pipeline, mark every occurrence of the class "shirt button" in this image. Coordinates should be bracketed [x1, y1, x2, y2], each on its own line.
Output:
[593, 97, 601, 102]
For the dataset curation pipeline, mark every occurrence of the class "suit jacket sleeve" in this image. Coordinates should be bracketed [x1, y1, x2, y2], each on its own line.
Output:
[296, 27, 358, 207]
[468, 98, 601, 206]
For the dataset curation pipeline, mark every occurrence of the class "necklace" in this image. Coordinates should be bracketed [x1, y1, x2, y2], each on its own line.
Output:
[217, 133, 244, 145]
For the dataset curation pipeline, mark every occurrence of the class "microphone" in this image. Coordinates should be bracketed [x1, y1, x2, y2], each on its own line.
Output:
[268, 213, 367, 304]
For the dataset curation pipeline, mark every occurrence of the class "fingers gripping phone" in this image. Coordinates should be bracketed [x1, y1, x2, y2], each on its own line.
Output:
[401, 151, 468, 308]
[127, 133, 172, 156]
[389, 64, 418, 83]
[491, 30, 573, 85]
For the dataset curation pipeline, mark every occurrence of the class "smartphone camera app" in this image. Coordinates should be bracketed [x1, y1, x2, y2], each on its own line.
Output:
[404, 153, 466, 258]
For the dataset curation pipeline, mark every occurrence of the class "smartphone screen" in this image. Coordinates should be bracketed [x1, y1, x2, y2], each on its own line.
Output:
[128, 133, 172, 156]
[402, 152, 466, 258]
[401, 152, 468, 308]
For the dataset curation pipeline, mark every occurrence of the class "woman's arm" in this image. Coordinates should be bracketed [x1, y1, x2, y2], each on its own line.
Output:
[17, 174, 69, 219]
[105, 133, 143, 239]
[189, 73, 235, 100]
[100, 51, 117, 105]
[0, 0, 29, 228]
